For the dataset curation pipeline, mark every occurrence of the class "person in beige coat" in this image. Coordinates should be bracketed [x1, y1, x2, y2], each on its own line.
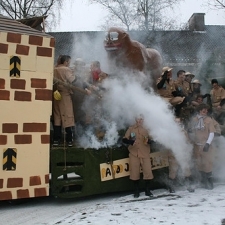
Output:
[53, 55, 76, 147]
[210, 79, 225, 124]
[122, 115, 154, 198]
[189, 103, 216, 190]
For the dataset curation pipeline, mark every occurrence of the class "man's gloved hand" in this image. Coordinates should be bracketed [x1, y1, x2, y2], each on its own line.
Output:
[162, 71, 168, 80]
[203, 143, 210, 152]
[130, 140, 135, 146]
[147, 139, 155, 144]
[202, 93, 210, 99]
[122, 138, 135, 146]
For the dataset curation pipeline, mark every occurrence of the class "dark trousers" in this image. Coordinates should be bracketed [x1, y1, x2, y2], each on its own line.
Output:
[53, 126, 73, 142]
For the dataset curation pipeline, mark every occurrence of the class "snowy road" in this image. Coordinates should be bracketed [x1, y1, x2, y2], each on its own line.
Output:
[1, 183, 225, 225]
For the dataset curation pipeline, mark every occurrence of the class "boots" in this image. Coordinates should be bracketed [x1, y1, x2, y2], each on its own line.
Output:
[200, 172, 213, 190]
[65, 127, 73, 147]
[205, 172, 214, 190]
[185, 176, 195, 193]
[168, 178, 175, 193]
[145, 180, 153, 197]
[133, 180, 140, 198]
[53, 125, 62, 146]
[200, 171, 207, 188]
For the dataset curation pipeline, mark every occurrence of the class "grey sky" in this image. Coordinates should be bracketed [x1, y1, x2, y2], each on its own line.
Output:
[54, 0, 225, 31]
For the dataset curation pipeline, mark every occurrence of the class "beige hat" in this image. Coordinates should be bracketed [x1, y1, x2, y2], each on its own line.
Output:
[185, 72, 195, 79]
[192, 79, 202, 86]
[161, 66, 173, 75]
[74, 58, 85, 67]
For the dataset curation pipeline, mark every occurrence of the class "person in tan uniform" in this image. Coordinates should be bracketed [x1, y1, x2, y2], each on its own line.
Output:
[157, 67, 185, 116]
[167, 117, 194, 193]
[174, 70, 186, 96]
[184, 71, 195, 89]
[175, 70, 194, 95]
[189, 103, 216, 190]
[210, 79, 225, 123]
[122, 115, 154, 198]
[53, 55, 76, 147]
[82, 61, 108, 140]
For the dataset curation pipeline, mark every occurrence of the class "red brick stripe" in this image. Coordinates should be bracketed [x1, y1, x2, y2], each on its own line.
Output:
[7, 178, 23, 188]
[14, 91, 31, 101]
[0, 135, 7, 145]
[30, 176, 41, 186]
[35, 89, 52, 101]
[31, 78, 46, 88]
[14, 135, 32, 144]
[10, 79, 26, 89]
[0, 78, 5, 89]
[16, 44, 29, 55]
[23, 123, 46, 132]
[7, 33, 21, 43]
[50, 38, 55, 47]
[0, 179, 3, 188]
[34, 187, 47, 197]
[0, 43, 8, 53]
[0, 90, 10, 100]
[41, 135, 50, 144]
[17, 189, 30, 199]
[29, 35, 43, 46]
[45, 174, 49, 184]
[37, 47, 52, 57]
[0, 191, 12, 200]
[2, 123, 18, 133]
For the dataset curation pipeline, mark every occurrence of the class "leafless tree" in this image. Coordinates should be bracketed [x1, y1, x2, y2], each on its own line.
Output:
[89, 0, 184, 31]
[206, 0, 225, 9]
[89, 0, 138, 31]
[0, 0, 65, 29]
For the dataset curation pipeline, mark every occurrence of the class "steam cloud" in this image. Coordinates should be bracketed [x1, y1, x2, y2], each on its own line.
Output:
[68, 30, 224, 180]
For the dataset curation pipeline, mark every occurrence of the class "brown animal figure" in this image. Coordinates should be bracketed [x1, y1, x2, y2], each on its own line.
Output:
[104, 27, 162, 88]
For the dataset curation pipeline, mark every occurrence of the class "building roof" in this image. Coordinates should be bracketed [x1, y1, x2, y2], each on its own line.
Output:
[0, 14, 52, 37]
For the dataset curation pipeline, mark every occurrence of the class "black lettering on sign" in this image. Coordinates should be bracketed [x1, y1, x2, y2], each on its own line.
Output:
[106, 168, 111, 177]
[116, 165, 120, 173]
[3, 148, 17, 171]
[10, 56, 21, 78]
[124, 163, 129, 172]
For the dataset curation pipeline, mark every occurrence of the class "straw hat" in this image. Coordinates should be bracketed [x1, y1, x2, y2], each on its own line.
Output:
[185, 72, 195, 79]
[161, 66, 173, 75]
[192, 79, 202, 86]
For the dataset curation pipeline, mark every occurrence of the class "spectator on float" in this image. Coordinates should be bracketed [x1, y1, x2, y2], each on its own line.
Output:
[156, 67, 185, 116]
[184, 71, 195, 99]
[210, 79, 225, 123]
[53, 55, 77, 147]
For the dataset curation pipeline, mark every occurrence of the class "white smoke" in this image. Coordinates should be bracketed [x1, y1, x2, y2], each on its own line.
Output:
[77, 71, 192, 172]
[212, 136, 225, 182]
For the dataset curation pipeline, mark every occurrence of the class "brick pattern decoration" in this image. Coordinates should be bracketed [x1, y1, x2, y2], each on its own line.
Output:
[0, 78, 5, 89]
[10, 79, 26, 89]
[31, 78, 46, 88]
[2, 123, 18, 133]
[0, 79, 52, 101]
[0, 123, 50, 145]
[0, 43, 8, 53]
[0, 174, 49, 200]
[0, 30, 53, 201]
[0, 90, 10, 100]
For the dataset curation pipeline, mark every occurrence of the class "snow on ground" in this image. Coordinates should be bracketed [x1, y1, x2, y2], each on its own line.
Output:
[1, 183, 225, 225]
